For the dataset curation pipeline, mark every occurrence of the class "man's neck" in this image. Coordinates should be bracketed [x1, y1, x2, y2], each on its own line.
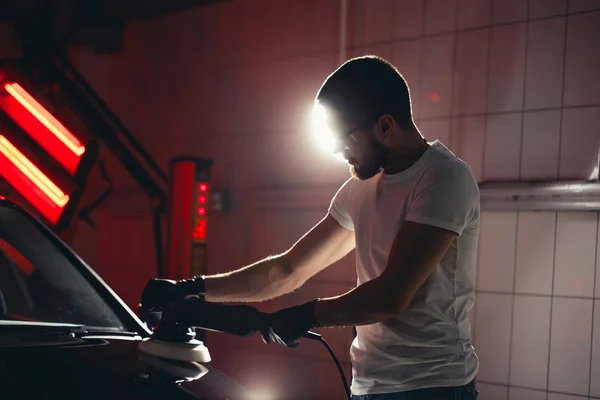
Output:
[383, 135, 429, 175]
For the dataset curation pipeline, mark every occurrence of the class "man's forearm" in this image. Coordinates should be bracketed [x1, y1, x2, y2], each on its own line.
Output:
[204, 253, 300, 303]
[314, 277, 403, 327]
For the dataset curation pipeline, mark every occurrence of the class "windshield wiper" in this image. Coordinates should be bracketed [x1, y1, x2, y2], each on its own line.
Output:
[40, 327, 140, 339]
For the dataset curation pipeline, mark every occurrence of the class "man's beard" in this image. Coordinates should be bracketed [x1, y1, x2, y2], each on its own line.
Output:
[349, 140, 389, 180]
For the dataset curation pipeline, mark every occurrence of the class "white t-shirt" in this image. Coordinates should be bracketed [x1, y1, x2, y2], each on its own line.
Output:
[328, 140, 480, 395]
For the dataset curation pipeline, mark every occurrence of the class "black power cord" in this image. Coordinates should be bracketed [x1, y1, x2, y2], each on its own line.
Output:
[305, 331, 351, 400]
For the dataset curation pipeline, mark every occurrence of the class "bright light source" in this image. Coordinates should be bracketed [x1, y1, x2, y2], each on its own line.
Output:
[311, 103, 344, 160]
[0, 134, 69, 224]
[0, 135, 69, 207]
[4, 82, 86, 157]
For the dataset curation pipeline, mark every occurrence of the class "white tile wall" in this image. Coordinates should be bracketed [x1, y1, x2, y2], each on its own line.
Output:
[592, 300, 600, 397]
[484, 113, 523, 180]
[509, 387, 547, 400]
[363, 0, 394, 44]
[492, 0, 529, 24]
[453, 28, 490, 116]
[563, 11, 600, 107]
[451, 117, 486, 181]
[477, 383, 508, 400]
[393, 0, 424, 39]
[547, 394, 588, 400]
[515, 212, 556, 295]
[391, 40, 422, 117]
[559, 106, 600, 180]
[521, 111, 561, 180]
[424, 0, 457, 34]
[549, 298, 594, 395]
[510, 295, 552, 389]
[554, 212, 598, 298]
[597, 220, 600, 298]
[488, 23, 527, 112]
[475, 293, 513, 383]
[529, 0, 568, 18]
[420, 34, 454, 118]
[525, 17, 566, 110]
[458, 0, 491, 29]
[478, 212, 517, 291]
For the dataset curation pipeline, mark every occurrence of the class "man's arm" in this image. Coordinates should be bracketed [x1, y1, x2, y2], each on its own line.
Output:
[313, 220, 457, 327]
[205, 214, 355, 303]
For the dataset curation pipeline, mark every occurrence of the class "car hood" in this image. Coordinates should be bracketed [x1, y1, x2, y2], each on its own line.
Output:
[0, 335, 250, 400]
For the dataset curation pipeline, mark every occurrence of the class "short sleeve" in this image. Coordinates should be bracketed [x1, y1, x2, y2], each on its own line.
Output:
[405, 161, 480, 236]
[328, 178, 355, 231]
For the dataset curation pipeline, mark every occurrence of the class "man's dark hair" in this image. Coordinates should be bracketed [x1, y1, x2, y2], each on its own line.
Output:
[315, 55, 413, 127]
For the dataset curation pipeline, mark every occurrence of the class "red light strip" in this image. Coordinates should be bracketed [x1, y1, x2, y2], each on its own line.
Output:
[4, 82, 86, 156]
[0, 135, 69, 208]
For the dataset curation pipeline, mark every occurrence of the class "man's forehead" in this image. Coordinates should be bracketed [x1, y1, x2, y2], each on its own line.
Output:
[318, 105, 356, 133]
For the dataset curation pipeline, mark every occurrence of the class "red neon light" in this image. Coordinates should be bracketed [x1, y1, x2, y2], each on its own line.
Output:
[2, 82, 85, 175]
[198, 195, 206, 204]
[197, 207, 206, 216]
[199, 183, 208, 192]
[0, 135, 69, 224]
[192, 219, 207, 240]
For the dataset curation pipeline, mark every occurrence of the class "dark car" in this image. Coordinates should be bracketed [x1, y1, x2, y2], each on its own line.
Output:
[0, 196, 252, 400]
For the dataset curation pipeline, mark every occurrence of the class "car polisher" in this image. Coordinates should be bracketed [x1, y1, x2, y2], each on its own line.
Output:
[138, 303, 211, 363]
[138, 297, 352, 399]
[138, 297, 267, 363]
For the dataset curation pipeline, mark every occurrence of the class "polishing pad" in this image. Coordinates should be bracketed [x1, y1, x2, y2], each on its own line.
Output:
[138, 338, 211, 363]
[139, 353, 209, 382]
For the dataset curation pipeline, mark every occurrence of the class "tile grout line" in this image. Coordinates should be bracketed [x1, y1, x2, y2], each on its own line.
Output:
[588, 211, 599, 398]
[447, 0, 460, 151]
[507, 210, 521, 397]
[508, 2, 531, 388]
[474, 289, 600, 301]
[546, 211, 559, 399]
[556, 0, 570, 180]
[518, 0, 531, 181]
[415, 0, 428, 121]
[481, 0, 495, 186]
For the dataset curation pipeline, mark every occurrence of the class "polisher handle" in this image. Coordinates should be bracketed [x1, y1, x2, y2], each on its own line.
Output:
[179, 297, 268, 337]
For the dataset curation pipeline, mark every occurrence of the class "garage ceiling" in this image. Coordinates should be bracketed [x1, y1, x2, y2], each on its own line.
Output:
[0, 0, 224, 21]
[0, 0, 225, 54]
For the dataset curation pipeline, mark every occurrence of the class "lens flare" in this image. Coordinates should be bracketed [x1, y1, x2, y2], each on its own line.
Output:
[311, 103, 345, 161]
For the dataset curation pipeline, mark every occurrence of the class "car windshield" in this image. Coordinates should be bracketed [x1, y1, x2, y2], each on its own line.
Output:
[0, 202, 125, 331]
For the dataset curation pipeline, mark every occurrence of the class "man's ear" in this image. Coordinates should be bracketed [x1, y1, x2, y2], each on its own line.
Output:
[374, 114, 395, 142]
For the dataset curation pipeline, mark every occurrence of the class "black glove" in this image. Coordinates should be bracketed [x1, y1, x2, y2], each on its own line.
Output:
[141, 276, 206, 312]
[260, 299, 320, 348]
[181, 297, 268, 337]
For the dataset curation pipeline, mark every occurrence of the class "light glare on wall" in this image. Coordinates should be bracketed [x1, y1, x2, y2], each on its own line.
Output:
[310, 103, 345, 162]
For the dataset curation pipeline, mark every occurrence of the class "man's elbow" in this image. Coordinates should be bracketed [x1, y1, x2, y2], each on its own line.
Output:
[269, 253, 304, 292]
[380, 290, 413, 317]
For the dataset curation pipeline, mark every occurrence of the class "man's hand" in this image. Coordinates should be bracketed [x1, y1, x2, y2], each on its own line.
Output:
[260, 300, 320, 347]
[141, 277, 206, 311]
[181, 298, 268, 337]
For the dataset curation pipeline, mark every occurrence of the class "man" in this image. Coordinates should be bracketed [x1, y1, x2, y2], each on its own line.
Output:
[142, 56, 480, 399]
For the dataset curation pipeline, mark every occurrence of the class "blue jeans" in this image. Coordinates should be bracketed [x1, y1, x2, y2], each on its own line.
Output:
[351, 379, 479, 400]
